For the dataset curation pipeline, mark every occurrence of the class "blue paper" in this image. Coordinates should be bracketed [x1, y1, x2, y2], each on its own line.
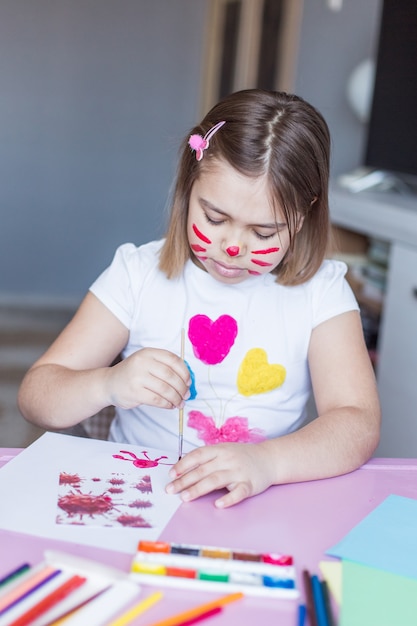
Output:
[326, 494, 417, 580]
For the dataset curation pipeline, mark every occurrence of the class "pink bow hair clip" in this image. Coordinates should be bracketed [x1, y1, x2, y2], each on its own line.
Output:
[188, 120, 226, 161]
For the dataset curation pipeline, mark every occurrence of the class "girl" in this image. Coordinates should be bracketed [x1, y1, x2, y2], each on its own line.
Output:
[18, 89, 380, 509]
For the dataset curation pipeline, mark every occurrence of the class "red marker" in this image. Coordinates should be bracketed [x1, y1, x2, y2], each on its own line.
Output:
[9, 575, 87, 626]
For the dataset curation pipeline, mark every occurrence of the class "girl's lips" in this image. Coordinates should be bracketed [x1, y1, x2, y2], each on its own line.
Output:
[210, 259, 246, 278]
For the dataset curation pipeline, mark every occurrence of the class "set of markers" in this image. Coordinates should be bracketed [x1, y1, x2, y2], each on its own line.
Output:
[0, 551, 141, 626]
[301, 569, 334, 626]
[130, 540, 299, 598]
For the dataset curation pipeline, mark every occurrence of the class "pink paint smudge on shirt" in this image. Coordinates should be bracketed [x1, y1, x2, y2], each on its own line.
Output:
[188, 411, 266, 445]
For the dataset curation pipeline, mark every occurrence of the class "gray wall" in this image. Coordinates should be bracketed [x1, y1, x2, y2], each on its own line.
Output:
[0, 0, 207, 302]
[0, 0, 381, 302]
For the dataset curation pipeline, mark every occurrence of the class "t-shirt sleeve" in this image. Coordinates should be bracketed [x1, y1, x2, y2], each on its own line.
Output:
[89, 243, 140, 329]
[311, 260, 359, 328]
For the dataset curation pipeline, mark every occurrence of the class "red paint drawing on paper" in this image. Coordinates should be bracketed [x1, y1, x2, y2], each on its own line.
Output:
[56, 469, 154, 528]
[112, 450, 172, 468]
[135, 475, 152, 494]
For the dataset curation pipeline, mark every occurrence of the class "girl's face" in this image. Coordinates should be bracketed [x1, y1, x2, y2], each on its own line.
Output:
[187, 159, 293, 285]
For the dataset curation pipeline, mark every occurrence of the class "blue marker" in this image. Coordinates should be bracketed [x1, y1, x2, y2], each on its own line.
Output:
[298, 604, 306, 626]
[311, 574, 329, 626]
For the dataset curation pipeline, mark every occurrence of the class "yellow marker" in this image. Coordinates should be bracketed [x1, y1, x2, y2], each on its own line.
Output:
[106, 591, 163, 626]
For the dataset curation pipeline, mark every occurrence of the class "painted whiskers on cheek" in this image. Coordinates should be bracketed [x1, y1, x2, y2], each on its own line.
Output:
[190, 224, 281, 274]
[250, 246, 280, 268]
[191, 223, 211, 261]
[192, 223, 211, 244]
[252, 247, 280, 254]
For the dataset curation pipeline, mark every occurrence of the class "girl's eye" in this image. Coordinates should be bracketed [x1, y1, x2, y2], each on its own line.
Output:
[204, 213, 225, 226]
[254, 230, 277, 240]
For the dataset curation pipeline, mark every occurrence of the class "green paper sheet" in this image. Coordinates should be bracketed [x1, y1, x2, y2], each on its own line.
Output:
[340, 560, 417, 626]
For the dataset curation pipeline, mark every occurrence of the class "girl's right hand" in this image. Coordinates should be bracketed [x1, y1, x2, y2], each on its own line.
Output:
[106, 348, 191, 410]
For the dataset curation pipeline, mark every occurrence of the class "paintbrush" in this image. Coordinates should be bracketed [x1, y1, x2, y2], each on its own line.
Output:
[178, 328, 185, 460]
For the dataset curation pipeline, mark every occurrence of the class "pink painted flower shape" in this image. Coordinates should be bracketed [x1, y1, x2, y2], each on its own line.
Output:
[188, 410, 266, 445]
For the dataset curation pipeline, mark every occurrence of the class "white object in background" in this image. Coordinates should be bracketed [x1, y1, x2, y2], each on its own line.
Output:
[61, 580, 141, 626]
[327, 0, 343, 11]
[346, 58, 375, 123]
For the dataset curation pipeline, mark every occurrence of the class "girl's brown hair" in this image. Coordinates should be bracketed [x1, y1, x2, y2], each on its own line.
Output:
[159, 89, 331, 285]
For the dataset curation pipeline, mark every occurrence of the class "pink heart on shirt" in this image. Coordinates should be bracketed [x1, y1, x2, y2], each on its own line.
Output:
[188, 314, 238, 365]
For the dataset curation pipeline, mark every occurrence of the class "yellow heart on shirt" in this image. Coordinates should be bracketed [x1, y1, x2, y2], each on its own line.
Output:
[237, 348, 286, 396]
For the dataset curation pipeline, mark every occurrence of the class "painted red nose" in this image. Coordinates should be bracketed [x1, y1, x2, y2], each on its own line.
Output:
[226, 246, 240, 257]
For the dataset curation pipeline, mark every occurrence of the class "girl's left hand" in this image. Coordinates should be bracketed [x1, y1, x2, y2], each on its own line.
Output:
[165, 443, 274, 508]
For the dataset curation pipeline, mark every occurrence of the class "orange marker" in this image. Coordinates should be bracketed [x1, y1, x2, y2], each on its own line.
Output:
[146, 591, 243, 626]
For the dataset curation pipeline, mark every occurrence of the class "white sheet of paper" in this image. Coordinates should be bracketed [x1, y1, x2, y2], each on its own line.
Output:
[0, 432, 182, 554]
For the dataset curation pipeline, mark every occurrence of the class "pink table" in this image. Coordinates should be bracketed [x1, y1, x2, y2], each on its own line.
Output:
[1, 448, 417, 625]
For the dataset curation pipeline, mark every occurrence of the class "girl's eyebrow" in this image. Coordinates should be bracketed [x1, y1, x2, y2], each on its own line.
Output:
[199, 198, 285, 229]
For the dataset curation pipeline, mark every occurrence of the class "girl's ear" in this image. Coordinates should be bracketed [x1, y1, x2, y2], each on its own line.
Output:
[296, 196, 317, 233]
[296, 214, 305, 233]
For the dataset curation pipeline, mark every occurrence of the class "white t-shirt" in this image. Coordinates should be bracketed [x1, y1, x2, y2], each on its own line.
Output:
[90, 240, 359, 454]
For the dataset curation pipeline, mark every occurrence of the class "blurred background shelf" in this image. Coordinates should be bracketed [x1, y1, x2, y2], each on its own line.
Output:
[0, 305, 73, 447]
[330, 182, 417, 457]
